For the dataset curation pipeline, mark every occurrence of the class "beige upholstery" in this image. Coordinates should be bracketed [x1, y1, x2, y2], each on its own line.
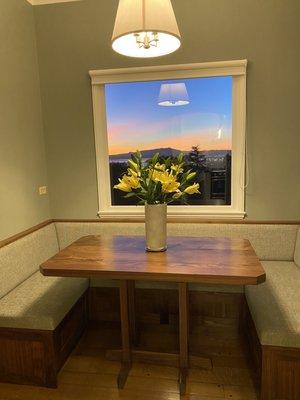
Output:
[55, 222, 145, 250]
[0, 224, 59, 299]
[246, 261, 300, 347]
[55, 222, 298, 261]
[0, 271, 88, 330]
[1, 221, 298, 337]
[294, 228, 300, 267]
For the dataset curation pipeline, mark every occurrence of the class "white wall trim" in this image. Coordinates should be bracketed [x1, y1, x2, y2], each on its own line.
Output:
[89, 60, 247, 85]
[97, 207, 245, 220]
[90, 60, 247, 220]
[26, 0, 81, 5]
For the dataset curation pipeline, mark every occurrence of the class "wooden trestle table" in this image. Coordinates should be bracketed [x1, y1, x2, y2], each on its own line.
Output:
[40, 235, 266, 395]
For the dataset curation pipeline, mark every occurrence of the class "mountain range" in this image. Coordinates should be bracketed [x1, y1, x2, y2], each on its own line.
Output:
[109, 147, 231, 161]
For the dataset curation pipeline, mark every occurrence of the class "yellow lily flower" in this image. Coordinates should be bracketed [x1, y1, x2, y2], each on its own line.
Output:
[152, 170, 166, 182]
[171, 164, 183, 175]
[154, 162, 166, 171]
[184, 183, 200, 195]
[114, 174, 140, 192]
[150, 164, 167, 182]
[123, 174, 140, 189]
[114, 178, 132, 192]
[162, 180, 180, 193]
[160, 172, 180, 193]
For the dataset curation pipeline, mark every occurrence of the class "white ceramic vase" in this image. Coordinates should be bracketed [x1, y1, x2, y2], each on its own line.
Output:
[145, 203, 167, 252]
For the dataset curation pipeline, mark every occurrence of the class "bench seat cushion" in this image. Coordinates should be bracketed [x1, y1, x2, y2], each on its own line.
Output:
[246, 261, 300, 347]
[0, 223, 59, 299]
[0, 272, 89, 330]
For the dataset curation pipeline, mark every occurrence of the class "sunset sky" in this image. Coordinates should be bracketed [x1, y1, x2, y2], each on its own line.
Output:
[105, 76, 232, 155]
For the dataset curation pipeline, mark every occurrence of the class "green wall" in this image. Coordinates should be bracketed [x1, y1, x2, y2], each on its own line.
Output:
[28, 0, 300, 221]
[0, 0, 50, 240]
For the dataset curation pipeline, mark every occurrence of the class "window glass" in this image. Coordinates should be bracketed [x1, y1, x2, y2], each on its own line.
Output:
[105, 76, 232, 206]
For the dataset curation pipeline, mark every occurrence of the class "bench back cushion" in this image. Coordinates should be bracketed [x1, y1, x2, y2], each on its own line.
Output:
[295, 228, 300, 267]
[55, 222, 298, 261]
[0, 223, 59, 299]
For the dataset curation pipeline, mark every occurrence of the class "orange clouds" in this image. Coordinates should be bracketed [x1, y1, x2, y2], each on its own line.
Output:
[109, 130, 231, 155]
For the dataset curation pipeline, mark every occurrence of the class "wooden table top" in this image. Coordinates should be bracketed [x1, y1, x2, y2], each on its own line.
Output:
[40, 235, 266, 285]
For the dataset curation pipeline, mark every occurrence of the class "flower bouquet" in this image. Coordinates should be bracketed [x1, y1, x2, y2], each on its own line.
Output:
[114, 151, 200, 251]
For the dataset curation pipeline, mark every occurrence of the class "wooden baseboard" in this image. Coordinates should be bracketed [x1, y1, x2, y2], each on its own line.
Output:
[0, 291, 88, 388]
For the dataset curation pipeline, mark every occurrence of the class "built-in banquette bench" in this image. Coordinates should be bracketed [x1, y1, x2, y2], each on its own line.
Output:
[0, 223, 89, 387]
[0, 220, 299, 399]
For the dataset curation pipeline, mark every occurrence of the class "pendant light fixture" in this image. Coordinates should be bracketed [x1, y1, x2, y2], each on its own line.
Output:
[158, 83, 189, 106]
[112, 0, 181, 58]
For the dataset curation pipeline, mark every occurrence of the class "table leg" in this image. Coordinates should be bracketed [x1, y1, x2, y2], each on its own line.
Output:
[178, 282, 189, 396]
[127, 281, 139, 346]
[117, 280, 132, 389]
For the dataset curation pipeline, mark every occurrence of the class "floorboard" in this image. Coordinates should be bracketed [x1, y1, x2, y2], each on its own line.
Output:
[0, 324, 259, 400]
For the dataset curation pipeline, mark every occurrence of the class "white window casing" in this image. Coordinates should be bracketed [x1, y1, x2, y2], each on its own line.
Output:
[90, 60, 247, 220]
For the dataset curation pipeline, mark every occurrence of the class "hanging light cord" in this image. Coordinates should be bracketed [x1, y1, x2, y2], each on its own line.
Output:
[142, 0, 146, 31]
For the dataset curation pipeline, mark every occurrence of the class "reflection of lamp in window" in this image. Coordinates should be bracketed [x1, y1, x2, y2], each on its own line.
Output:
[158, 83, 189, 106]
[112, 0, 181, 58]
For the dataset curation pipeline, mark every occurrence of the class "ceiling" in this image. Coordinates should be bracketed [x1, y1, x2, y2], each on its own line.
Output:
[27, 0, 81, 5]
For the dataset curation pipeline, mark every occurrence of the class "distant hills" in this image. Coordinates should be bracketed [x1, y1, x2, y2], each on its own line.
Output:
[109, 147, 231, 161]
[109, 147, 182, 161]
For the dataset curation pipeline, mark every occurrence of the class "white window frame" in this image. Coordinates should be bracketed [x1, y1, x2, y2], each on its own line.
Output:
[89, 60, 247, 220]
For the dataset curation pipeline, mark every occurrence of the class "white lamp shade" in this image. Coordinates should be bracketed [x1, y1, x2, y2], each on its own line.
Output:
[158, 83, 189, 106]
[112, 0, 181, 58]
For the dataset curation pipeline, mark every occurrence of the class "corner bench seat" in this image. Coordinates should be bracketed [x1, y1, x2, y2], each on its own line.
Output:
[0, 271, 88, 330]
[0, 223, 89, 387]
[246, 261, 300, 348]
[0, 220, 299, 395]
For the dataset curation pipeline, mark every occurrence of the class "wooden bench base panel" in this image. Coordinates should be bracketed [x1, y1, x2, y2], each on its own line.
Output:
[243, 304, 300, 400]
[0, 291, 88, 388]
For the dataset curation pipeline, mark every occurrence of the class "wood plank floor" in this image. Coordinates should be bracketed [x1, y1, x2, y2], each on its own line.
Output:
[0, 323, 259, 400]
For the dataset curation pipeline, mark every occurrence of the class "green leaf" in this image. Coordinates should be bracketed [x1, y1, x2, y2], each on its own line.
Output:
[178, 153, 184, 163]
[151, 153, 159, 165]
[124, 192, 137, 198]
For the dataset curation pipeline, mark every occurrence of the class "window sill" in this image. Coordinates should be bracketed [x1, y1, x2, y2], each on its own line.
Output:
[97, 206, 245, 221]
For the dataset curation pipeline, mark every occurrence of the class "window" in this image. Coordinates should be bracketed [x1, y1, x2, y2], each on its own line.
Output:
[90, 60, 246, 219]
